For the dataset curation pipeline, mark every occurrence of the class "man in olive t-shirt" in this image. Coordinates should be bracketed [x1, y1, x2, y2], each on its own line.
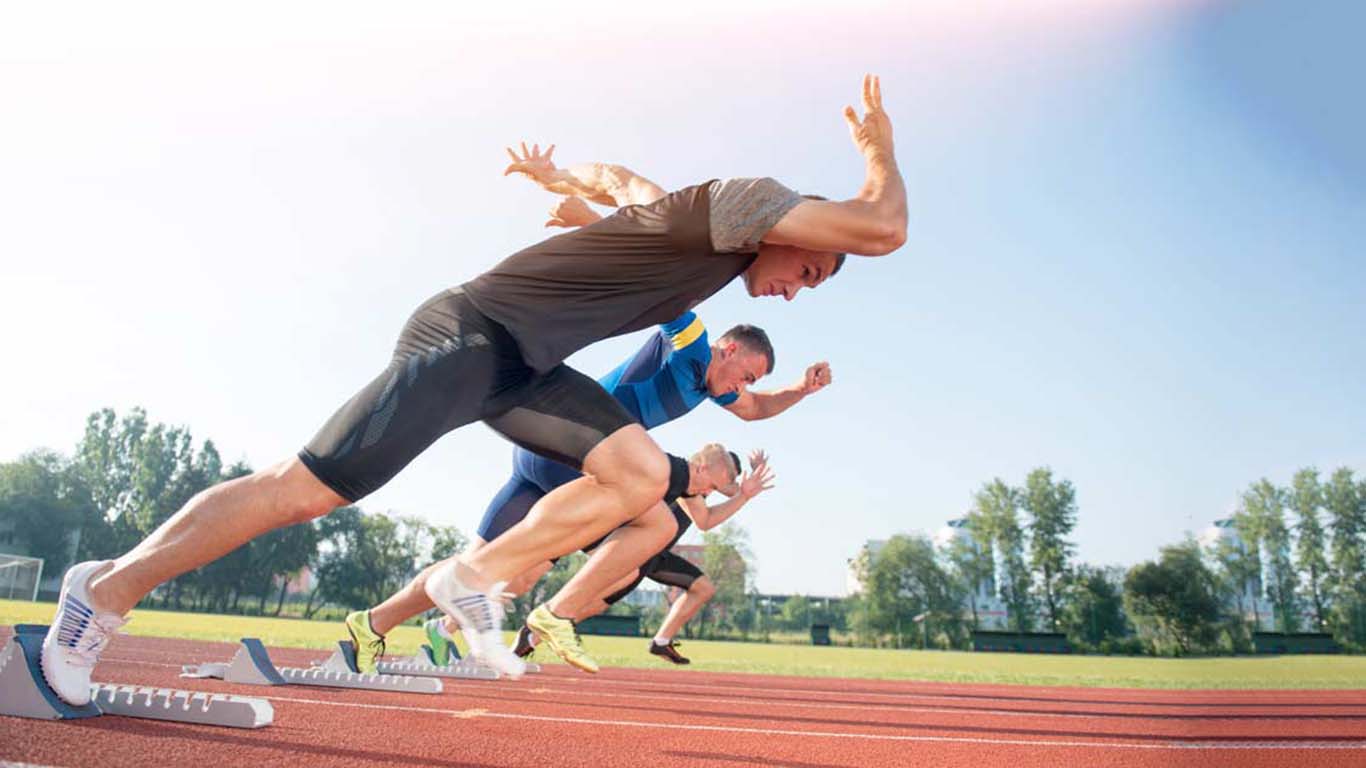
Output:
[41, 75, 906, 696]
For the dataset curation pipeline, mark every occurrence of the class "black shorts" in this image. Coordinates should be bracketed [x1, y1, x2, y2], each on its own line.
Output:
[298, 288, 635, 502]
[603, 550, 704, 606]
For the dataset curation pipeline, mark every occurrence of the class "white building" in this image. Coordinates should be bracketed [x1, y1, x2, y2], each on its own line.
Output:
[1198, 518, 1276, 632]
[933, 518, 1009, 630]
[847, 521, 1009, 630]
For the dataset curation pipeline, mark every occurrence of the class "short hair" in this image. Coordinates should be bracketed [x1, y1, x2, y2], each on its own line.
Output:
[719, 324, 775, 375]
[800, 193, 847, 278]
[692, 443, 742, 488]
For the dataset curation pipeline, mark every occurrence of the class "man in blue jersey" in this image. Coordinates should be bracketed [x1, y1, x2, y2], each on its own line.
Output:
[345, 310, 829, 672]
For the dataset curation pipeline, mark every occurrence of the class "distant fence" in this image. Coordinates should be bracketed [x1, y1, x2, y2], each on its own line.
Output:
[578, 614, 640, 637]
[972, 630, 1072, 654]
[1252, 632, 1340, 655]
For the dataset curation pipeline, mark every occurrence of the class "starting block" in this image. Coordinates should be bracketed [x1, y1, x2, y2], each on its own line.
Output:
[369, 643, 500, 680]
[182, 638, 442, 694]
[0, 625, 272, 728]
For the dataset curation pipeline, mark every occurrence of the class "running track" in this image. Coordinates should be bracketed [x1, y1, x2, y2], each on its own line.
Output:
[3, 631, 1366, 767]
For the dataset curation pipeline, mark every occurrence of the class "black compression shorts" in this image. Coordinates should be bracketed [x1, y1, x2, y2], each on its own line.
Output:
[603, 550, 704, 606]
[298, 288, 635, 502]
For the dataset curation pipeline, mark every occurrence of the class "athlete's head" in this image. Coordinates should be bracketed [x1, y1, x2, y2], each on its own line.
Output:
[742, 195, 845, 302]
[687, 442, 743, 497]
[705, 324, 774, 399]
[742, 245, 843, 302]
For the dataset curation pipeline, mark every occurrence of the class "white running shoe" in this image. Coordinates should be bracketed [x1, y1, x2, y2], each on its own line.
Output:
[40, 560, 127, 705]
[424, 562, 525, 679]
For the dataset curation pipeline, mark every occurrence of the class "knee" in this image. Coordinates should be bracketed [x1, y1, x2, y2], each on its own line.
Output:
[508, 562, 550, 596]
[269, 458, 345, 526]
[692, 577, 716, 601]
[585, 428, 670, 510]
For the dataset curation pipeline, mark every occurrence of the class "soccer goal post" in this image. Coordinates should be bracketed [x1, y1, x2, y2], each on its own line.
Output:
[0, 554, 44, 601]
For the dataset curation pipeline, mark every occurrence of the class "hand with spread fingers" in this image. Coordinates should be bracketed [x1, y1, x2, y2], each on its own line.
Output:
[738, 451, 775, 501]
[504, 142, 560, 188]
[843, 74, 894, 160]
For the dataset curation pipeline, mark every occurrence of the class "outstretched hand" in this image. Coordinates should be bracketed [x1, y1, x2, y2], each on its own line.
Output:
[739, 454, 776, 500]
[801, 362, 832, 395]
[843, 74, 894, 160]
[504, 142, 559, 187]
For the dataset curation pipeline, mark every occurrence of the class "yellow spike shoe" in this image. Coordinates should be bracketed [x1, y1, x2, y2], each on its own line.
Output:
[344, 609, 386, 674]
[526, 604, 599, 673]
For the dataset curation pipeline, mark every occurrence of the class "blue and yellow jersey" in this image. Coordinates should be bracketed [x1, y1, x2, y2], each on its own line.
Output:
[511, 312, 736, 484]
[596, 311, 737, 429]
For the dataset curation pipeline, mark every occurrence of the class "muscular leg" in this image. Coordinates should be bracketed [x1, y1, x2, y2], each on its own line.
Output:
[547, 500, 676, 619]
[460, 424, 668, 587]
[656, 575, 716, 641]
[575, 568, 641, 622]
[89, 457, 345, 614]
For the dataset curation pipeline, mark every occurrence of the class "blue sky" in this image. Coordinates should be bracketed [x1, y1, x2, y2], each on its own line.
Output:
[2, 0, 1362, 596]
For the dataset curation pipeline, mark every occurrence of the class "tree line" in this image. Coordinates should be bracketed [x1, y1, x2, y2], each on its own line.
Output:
[846, 467, 1365, 655]
[3, 408, 1361, 653]
[0, 408, 464, 619]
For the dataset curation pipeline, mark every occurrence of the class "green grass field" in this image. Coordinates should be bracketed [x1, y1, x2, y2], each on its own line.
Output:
[5, 599, 1364, 690]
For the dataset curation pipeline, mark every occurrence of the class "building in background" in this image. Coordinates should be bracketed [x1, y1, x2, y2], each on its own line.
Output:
[847, 521, 1009, 630]
[1198, 518, 1276, 632]
[933, 518, 1008, 630]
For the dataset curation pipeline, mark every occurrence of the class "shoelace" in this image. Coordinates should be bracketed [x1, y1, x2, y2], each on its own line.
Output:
[363, 636, 387, 659]
[71, 614, 124, 669]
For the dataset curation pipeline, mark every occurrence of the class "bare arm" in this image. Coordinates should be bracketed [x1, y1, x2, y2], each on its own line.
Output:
[676, 451, 775, 530]
[762, 75, 907, 256]
[504, 143, 667, 207]
[725, 362, 832, 422]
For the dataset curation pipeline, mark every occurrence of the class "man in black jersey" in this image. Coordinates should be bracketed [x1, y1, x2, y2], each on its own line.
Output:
[513, 450, 775, 665]
[42, 75, 906, 696]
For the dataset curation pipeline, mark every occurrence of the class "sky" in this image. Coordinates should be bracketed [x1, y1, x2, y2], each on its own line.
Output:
[2, 0, 1363, 596]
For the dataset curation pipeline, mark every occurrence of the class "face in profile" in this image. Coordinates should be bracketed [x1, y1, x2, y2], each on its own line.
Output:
[705, 342, 769, 398]
[742, 245, 840, 301]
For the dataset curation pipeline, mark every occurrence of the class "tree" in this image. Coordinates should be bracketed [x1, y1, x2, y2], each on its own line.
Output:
[1022, 468, 1077, 632]
[1290, 468, 1330, 630]
[974, 479, 1033, 632]
[945, 513, 994, 630]
[71, 407, 226, 563]
[1060, 565, 1127, 650]
[0, 451, 95, 577]
[779, 594, 812, 631]
[1239, 479, 1299, 632]
[1324, 468, 1366, 645]
[1124, 541, 1221, 655]
[699, 523, 754, 638]
[312, 508, 423, 612]
[852, 534, 963, 648]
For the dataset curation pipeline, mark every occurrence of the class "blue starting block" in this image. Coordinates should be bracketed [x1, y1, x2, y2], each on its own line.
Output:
[0, 625, 273, 728]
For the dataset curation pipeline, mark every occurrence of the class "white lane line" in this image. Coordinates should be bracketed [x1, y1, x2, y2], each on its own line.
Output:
[248, 693, 1366, 752]
[96, 654, 1366, 724]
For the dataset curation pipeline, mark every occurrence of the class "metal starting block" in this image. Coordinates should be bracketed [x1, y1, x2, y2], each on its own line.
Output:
[181, 638, 441, 694]
[0, 625, 272, 728]
[371, 643, 500, 680]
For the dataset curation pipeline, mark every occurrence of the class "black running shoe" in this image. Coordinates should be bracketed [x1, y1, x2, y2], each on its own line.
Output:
[649, 640, 690, 665]
[513, 623, 536, 658]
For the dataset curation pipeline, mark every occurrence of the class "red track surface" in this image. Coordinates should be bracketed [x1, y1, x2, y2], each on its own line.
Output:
[3, 631, 1366, 768]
